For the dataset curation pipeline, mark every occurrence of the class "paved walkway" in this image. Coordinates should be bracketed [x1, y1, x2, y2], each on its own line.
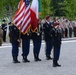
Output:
[0, 38, 76, 75]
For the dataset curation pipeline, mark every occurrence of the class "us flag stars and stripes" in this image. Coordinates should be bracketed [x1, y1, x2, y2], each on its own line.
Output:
[12, 0, 31, 34]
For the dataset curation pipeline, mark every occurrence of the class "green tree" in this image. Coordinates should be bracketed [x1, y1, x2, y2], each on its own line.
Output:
[0, 0, 19, 20]
[0, 0, 76, 20]
[50, 0, 65, 17]
[62, 0, 76, 19]
[40, 0, 51, 19]
[50, 0, 76, 19]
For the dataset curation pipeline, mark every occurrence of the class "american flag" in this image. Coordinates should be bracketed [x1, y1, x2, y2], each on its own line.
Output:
[12, 0, 31, 34]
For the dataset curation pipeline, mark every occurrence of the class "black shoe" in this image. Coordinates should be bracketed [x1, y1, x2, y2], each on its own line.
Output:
[46, 56, 52, 60]
[13, 60, 20, 63]
[56, 63, 61, 67]
[53, 61, 61, 67]
[23, 59, 30, 63]
[13, 56, 20, 63]
[37, 58, 41, 61]
[53, 63, 61, 67]
[22, 56, 30, 63]
[35, 58, 41, 61]
[53, 64, 57, 67]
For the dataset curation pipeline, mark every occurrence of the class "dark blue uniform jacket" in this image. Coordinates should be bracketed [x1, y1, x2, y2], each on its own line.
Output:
[43, 22, 53, 41]
[52, 28, 62, 46]
[9, 25, 20, 43]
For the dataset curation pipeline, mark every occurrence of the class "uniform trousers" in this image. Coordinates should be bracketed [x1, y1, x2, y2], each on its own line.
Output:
[22, 38, 30, 57]
[45, 39, 52, 57]
[33, 38, 41, 58]
[53, 45, 61, 61]
[3, 31, 6, 42]
[12, 42, 19, 57]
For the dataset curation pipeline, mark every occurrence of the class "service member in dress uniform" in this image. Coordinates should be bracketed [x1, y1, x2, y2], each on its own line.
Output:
[43, 16, 53, 60]
[31, 18, 42, 61]
[1, 20, 7, 42]
[9, 24, 20, 63]
[21, 29, 30, 62]
[21, 0, 30, 62]
[52, 21, 62, 67]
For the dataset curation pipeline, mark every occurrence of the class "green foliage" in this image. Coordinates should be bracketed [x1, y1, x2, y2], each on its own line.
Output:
[50, 0, 76, 19]
[50, 0, 65, 17]
[0, 0, 19, 19]
[0, 0, 76, 20]
[62, 0, 76, 19]
[40, 0, 51, 19]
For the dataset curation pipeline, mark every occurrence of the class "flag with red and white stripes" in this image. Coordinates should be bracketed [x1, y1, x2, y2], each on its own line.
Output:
[12, 0, 31, 34]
